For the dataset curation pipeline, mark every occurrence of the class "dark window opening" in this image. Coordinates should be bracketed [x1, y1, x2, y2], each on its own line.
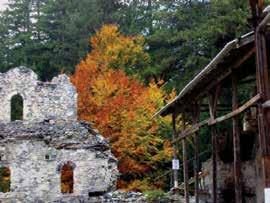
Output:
[218, 130, 234, 163]
[221, 181, 235, 203]
[61, 163, 74, 194]
[45, 155, 50, 160]
[0, 167, 10, 193]
[88, 191, 106, 197]
[240, 133, 256, 161]
[11, 94, 23, 121]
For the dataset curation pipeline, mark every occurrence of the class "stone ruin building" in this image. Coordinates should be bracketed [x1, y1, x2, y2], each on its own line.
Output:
[0, 67, 118, 202]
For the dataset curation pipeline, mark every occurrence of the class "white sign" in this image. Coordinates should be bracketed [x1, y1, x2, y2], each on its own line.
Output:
[265, 188, 270, 203]
[172, 159, 179, 170]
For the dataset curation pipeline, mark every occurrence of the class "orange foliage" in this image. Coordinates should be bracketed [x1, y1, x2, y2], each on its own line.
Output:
[0, 167, 10, 193]
[61, 164, 74, 194]
[71, 25, 174, 191]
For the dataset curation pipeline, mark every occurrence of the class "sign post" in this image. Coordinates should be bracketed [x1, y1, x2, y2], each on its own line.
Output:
[172, 158, 179, 188]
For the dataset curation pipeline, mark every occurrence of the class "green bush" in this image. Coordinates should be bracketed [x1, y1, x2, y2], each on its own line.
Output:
[144, 190, 167, 202]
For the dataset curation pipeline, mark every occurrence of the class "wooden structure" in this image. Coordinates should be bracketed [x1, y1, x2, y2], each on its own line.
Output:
[155, 3, 270, 203]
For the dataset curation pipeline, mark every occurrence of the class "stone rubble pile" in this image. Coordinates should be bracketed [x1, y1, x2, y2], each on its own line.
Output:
[88, 191, 147, 203]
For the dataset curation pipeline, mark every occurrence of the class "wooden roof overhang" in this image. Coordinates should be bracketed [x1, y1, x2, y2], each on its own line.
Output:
[158, 9, 270, 203]
[155, 32, 256, 117]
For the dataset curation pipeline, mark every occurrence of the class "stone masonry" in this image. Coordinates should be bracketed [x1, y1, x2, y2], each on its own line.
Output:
[0, 67, 118, 203]
[0, 67, 77, 122]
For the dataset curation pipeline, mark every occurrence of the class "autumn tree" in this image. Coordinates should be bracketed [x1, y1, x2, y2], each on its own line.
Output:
[71, 25, 174, 191]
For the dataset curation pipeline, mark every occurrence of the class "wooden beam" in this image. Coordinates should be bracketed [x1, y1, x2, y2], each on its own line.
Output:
[209, 94, 261, 126]
[232, 47, 255, 70]
[195, 47, 255, 100]
[173, 94, 260, 144]
[172, 119, 209, 144]
[232, 74, 242, 203]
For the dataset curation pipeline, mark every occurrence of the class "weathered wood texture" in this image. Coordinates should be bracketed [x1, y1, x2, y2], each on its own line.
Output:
[232, 75, 242, 203]
[209, 94, 261, 126]
[172, 113, 179, 190]
[194, 47, 255, 101]
[192, 104, 200, 203]
[182, 137, 189, 203]
[174, 94, 260, 144]
[208, 86, 220, 203]
[255, 14, 270, 189]
[173, 119, 209, 144]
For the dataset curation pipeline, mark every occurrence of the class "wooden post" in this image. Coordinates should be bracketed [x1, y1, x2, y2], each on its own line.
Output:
[255, 18, 270, 200]
[182, 137, 189, 203]
[192, 103, 200, 203]
[208, 85, 221, 203]
[232, 74, 242, 203]
[172, 112, 179, 190]
[182, 114, 189, 203]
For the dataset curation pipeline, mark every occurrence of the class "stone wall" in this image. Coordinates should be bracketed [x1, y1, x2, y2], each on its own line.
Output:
[0, 67, 77, 122]
[0, 121, 118, 203]
[201, 158, 258, 203]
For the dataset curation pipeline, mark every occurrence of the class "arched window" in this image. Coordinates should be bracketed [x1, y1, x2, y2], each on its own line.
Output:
[61, 162, 74, 193]
[11, 94, 23, 121]
[0, 167, 10, 193]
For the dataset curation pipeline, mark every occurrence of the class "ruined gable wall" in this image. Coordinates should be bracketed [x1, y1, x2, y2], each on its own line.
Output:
[0, 67, 77, 122]
[0, 140, 117, 202]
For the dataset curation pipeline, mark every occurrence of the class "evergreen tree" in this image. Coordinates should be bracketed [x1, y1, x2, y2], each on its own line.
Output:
[0, 0, 121, 80]
[117, 0, 250, 90]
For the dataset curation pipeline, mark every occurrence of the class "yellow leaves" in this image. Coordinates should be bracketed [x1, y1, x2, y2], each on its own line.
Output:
[88, 24, 150, 72]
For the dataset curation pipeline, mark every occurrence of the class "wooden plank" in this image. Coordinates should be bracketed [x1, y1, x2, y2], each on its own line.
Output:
[209, 94, 261, 126]
[232, 74, 242, 203]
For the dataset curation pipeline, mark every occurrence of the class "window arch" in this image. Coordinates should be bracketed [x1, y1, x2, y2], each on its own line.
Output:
[0, 167, 10, 193]
[11, 94, 23, 121]
[61, 162, 74, 194]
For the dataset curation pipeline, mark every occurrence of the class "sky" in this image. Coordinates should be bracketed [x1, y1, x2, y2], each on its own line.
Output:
[0, 0, 8, 11]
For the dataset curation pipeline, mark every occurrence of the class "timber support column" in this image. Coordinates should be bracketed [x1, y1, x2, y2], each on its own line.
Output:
[255, 15, 270, 201]
[192, 103, 200, 203]
[172, 112, 179, 191]
[208, 85, 221, 203]
[182, 114, 189, 203]
[232, 74, 242, 203]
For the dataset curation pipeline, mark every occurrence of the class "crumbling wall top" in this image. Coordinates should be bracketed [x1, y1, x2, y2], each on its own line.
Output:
[0, 67, 77, 123]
